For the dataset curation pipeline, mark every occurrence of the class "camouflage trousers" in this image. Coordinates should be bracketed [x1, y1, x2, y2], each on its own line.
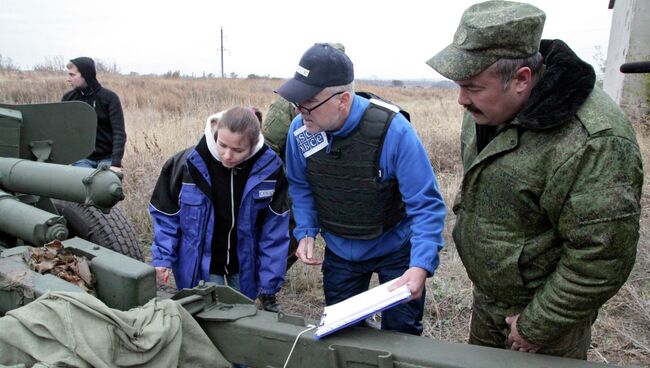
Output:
[469, 288, 595, 360]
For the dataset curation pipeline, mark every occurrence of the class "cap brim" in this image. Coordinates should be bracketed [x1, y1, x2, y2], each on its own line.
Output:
[426, 44, 498, 81]
[275, 78, 324, 104]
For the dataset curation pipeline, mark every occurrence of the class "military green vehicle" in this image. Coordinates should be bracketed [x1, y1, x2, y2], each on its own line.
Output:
[0, 101, 143, 260]
[0, 102, 634, 367]
[0, 101, 155, 313]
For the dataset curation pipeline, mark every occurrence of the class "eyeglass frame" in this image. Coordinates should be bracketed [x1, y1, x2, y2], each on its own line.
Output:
[291, 91, 345, 115]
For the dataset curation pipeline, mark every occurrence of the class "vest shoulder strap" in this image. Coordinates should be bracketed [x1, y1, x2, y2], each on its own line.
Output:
[357, 91, 411, 122]
[359, 100, 395, 179]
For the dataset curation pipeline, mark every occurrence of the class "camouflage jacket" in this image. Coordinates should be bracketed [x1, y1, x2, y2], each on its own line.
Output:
[262, 97, 296, 161]
[452, 40, 643, 345]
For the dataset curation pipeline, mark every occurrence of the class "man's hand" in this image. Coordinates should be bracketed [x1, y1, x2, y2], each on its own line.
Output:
[388, 267, 428, 300]
[506, 314, 541, 353]
[295, 236, 322, 265]
[110, 166, 122, 173]
[155, 266, 171, 284]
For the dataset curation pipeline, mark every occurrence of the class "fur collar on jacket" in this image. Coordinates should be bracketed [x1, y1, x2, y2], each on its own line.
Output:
[517, 39, 596, 130]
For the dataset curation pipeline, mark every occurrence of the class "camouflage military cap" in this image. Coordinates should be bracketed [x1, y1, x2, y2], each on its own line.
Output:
[326, 42, 345, 53]
[426, 1, 546, 81]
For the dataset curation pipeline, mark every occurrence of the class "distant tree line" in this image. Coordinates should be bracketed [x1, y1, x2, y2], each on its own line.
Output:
[0, 54, 20, 72]
[0, 54, 120, 74]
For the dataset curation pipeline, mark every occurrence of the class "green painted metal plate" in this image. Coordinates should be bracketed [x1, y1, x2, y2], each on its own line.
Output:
[0, 102, 96, 164]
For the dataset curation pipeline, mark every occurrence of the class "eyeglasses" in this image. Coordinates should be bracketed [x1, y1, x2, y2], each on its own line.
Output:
[292, 91, 345, 115]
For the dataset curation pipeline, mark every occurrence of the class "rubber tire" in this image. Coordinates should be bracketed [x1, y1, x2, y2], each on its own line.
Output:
[54, 200, 144, 261]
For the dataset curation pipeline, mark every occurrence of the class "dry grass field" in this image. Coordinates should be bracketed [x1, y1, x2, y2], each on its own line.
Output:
[1, 70, 649, 367]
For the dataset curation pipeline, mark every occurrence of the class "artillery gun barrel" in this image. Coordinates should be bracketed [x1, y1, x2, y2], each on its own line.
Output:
[0, 189, 68, 245]
[0, 158, 123, 211]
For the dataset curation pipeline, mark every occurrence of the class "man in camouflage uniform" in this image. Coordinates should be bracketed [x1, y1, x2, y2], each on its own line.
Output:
[262, 98, 297, 163]
[427, 0, 643, 359]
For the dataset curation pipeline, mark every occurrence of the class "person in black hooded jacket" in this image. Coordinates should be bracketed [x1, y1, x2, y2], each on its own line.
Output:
[62, 56, 126, 172]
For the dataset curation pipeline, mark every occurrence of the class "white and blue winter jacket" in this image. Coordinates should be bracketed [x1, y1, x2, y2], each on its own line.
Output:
[150, 136, 289, 299]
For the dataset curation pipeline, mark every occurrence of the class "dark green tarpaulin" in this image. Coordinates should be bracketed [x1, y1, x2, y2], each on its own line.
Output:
[0, 292, 229, 367]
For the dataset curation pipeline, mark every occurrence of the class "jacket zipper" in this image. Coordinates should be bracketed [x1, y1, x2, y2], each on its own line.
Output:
[225, 168, 235, 274]
[223, 152, 277, 275]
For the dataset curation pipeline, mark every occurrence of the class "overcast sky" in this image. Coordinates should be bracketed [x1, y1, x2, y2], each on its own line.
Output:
[1, 0, 613, 80]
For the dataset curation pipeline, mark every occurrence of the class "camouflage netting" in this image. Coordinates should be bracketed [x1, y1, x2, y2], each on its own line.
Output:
[23, 240, 95, 294]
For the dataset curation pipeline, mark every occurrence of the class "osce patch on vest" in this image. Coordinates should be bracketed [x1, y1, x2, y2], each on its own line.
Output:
[305, 98, 407, 239]
[293, 125, 328, 158]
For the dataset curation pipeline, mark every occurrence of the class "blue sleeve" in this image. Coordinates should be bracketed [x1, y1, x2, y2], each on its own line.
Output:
[149, 153, 187, 268]
[285, 117, 321, 240]
[385, 117, 446, 275]
[149, 203, 180, 268]
[257, 171, 290, 294]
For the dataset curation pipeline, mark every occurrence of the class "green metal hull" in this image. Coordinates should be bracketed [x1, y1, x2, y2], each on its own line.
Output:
[175, 284, 632, 368]
[0, 237, 155, 314]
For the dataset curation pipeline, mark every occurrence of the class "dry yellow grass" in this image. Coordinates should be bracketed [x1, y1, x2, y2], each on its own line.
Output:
[1, 70, 648, 366]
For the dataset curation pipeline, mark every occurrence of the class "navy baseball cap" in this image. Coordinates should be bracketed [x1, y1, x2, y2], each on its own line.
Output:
[275, 43, 354, 104]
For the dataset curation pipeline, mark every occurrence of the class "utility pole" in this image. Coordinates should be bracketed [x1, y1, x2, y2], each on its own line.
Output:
[220, 27, 225, 78]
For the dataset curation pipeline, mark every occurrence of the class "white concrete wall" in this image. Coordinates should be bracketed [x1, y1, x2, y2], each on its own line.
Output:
[603, 0, 649, 121]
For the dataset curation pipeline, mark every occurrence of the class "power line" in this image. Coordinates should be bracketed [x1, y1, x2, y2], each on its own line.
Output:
[220, 27, 225, 78]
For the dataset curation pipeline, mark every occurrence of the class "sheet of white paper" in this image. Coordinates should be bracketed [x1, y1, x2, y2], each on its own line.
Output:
[315, 277, 411, 338]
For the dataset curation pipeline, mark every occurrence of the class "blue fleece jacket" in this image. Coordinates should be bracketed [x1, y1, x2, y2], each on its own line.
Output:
[285, 94, 446, 275]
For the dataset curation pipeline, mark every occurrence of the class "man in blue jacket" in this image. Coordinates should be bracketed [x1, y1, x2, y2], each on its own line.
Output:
[276, 43, 446, 335]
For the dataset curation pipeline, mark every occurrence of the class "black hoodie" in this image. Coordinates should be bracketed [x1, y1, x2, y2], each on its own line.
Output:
[62, 57, 126, 167]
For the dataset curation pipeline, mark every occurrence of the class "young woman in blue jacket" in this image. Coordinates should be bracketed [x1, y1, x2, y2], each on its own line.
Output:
[149, 107, 289, 311]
